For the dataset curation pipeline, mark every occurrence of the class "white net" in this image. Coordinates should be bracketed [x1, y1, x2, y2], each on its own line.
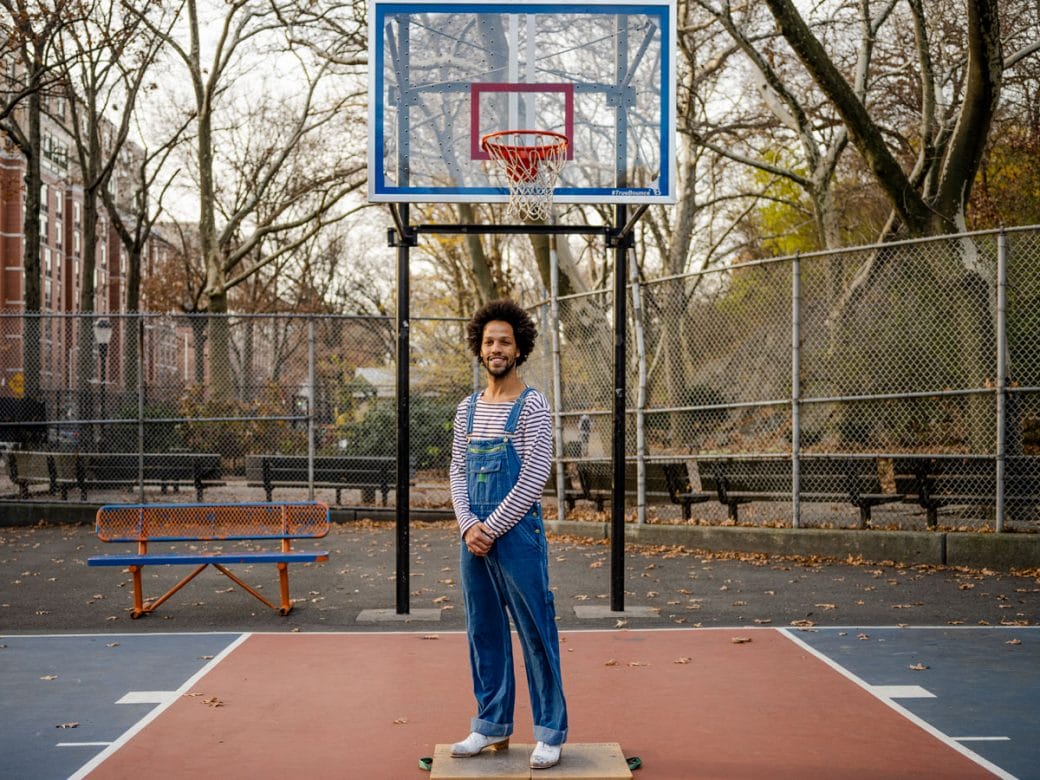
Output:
[481, 131, 568, 222]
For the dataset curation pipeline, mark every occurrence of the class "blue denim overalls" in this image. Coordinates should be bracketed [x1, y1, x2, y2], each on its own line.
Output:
[461, 387, 568, 746]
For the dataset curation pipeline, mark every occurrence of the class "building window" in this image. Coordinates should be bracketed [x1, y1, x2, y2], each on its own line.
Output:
[74, 229, 81, 255]
[40, 184, 48, 212]
[55, 221, 63, 249]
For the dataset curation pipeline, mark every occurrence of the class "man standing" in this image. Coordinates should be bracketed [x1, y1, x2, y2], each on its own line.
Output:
[449, 299, 568, 770]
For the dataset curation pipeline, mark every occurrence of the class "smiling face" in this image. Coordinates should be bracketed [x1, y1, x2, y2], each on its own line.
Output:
[480, 320, 520, 378]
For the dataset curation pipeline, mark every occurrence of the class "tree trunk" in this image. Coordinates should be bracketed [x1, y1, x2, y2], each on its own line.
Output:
[458, 204, 499, 302]
[122, 249, 142, 399]
[206, 288, 233, 400]
[21, 89, 43, 399]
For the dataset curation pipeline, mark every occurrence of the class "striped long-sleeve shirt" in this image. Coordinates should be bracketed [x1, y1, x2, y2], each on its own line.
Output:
[450, 388, 553, 538]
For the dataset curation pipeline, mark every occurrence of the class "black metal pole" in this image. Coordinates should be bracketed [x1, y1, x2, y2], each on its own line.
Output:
[611, 204, 627, 612]
[99, 344, 107, 450]
[395, 204, 411, 614]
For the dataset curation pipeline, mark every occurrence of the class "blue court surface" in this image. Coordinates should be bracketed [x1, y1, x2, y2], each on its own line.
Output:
[0, 633, 244, 780]
[789, 627, 1039, 780]
[1, 627, 1036, 779]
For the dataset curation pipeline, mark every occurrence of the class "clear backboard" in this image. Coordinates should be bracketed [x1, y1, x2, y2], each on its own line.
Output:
[368, 0, 677, 207]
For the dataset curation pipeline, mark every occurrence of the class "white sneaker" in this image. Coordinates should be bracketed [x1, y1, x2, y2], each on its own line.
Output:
[450, 732, 510, 757]
[529, 741, 561, 769]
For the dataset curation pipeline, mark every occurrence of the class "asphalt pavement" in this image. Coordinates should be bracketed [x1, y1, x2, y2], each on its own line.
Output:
[2, 519, 1038, 634]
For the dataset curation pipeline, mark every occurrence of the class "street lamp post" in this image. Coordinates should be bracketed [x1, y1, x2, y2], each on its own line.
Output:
[94, 317, 112, 450]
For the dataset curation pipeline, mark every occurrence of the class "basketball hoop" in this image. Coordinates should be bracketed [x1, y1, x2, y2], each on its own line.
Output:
[481, 130, 568, 222]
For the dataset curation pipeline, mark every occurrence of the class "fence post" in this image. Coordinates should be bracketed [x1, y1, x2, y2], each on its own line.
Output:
[307, 318, 316, 501]
[394, 204, 412, 615]
[549, 233, 567, 523]
[791, 254, 801, 529]
[610, 205, 628, 612]
[628, 246, 647, 525]
[995, 230, 1007, 532]
[137, 314, 145, 503]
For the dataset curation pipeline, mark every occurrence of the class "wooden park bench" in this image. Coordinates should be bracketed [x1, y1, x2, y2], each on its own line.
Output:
[245, 454, 412, 504]
[892, 456, 1040, 527]
[575, 460, 711, 517]
[88, 501, 330, 618]
[543, 462, 589, 510]
[696, 456, 901, 527]
[84, 452, 224, 501]
[6, 450, 223, 501]
[661, 461, 714, 520]
[6, 450, 84, 500]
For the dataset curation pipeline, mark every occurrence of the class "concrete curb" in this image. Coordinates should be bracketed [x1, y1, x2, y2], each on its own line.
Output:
[545, 520, 1040, 571]
[2, 502, 1037, 571]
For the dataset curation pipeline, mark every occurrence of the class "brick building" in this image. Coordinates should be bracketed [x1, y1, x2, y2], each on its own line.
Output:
[1, 93, 180, 419]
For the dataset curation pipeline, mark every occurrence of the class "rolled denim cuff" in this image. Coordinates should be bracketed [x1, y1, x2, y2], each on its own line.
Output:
[471, 717, 512, 737]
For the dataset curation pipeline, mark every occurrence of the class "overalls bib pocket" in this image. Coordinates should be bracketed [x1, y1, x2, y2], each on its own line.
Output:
[467, 445, 508, 511]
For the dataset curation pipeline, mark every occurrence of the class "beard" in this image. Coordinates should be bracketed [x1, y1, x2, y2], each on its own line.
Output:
[483, 354, 516, 377]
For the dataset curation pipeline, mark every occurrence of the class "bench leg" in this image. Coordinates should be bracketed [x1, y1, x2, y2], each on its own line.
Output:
[682, 501, 691, 521]
[727, 502, 739, 522]
[927, 507, 938, 527]
[137, 564, 210, 617]
[858, 505, 870, 530]
[130, 565, 145, 618]
[278, 562, 292, 616]
[212, 563, 281, 613]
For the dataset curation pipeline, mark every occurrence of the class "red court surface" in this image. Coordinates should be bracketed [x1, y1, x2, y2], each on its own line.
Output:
[72, 628, 999, 779]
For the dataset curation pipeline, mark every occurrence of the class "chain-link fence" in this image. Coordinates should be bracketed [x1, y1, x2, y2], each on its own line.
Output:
[0, 312, 472, 508]
[543, 226, 1036, 531]
[2, 226, 1038, 531]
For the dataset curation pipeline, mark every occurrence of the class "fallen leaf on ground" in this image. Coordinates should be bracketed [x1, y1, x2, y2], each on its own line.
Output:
[56, 722, 79, 729]
[731, 637, 752, 644]
[908, 663, 929, 671]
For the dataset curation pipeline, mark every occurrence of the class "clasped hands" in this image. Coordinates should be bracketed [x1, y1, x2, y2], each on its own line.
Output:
[464, 522, 495, 556]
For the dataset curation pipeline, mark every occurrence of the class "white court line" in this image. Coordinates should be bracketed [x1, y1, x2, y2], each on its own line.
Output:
[116, 691, 178, 705]
[871, 685, 936, 699]
[955, 737, 1012, 742]
[67, 632, 251, 780]
[58, 742, 113, 748]
[779, 628, 1016, 780]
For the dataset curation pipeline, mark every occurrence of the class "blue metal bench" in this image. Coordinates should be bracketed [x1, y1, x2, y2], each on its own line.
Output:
[88, 501, 330, 618]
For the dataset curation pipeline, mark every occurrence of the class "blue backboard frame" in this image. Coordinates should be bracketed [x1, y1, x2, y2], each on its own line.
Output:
[368, 0, 677, 206]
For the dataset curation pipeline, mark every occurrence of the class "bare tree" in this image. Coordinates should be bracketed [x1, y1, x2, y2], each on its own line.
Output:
[56, 0, 181, 417]
[763, 0, 1002, 239]
[136, 0, 368, 398]
[1, 0, 82, 397]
